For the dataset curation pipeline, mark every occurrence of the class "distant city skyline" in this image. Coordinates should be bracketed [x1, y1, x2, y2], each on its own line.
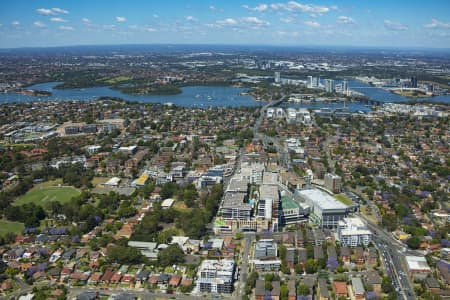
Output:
[1, 0, 450, 48]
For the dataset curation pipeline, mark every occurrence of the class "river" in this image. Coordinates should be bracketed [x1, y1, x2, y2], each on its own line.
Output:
[0, 82, 261, 108]
[0, 80, 448, 111]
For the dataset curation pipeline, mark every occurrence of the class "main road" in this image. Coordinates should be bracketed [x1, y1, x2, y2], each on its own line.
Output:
[358, 213, 416, 300]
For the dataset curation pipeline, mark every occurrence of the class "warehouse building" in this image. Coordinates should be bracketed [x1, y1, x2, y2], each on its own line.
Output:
[295, 188, 349, 229]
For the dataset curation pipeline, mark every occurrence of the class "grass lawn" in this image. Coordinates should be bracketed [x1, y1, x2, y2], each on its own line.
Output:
[15, 183, 81, 207]
[173, 201, 192, 212]
[335, 194, 353, 206]
[0, 220, 24, 237]
[91, 176, 109, 186]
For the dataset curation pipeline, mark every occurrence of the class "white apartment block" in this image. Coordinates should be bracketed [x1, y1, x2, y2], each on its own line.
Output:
[338, 217, 372, 247]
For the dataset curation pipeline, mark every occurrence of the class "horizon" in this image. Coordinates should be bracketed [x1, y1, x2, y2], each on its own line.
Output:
[1, 0, 450, 49]
[1, 42, 450, 53]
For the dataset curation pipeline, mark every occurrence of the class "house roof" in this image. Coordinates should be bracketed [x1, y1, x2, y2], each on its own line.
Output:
[169, 275, 181, 286]
[333, 281, 348, 295]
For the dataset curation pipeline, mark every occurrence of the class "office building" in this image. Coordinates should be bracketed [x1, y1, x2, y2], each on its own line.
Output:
[324, 79, 335, 93]
[240, 163, 264, 185]
[280, 195, 308, 225]
[307, 76, 313, 88]
[338, 217, 372, 247]
[411, 76, 418, 88]
[196, 259, 235, 294]
[64, 126, 79, 135]
[258, 185, 278, 219]
[253, 259, 281, 272]
[324, 173, 342, 193]
[274, 71, 281, 83]
[221, 193, 252, 220]
[295, 188, 349, 228]
[342, 80, 348, 95]
[255, 239, 278, 258]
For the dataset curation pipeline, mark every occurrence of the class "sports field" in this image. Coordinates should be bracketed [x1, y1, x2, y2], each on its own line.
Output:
[0, 220, 24, 237]
[15, 185, 81, 206]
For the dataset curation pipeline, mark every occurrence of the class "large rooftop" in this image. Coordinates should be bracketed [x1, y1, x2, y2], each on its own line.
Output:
[226, 176, 248, 193]
[405, 255, 431, 272]
[262, 172, 279, 185]
[260, 185, 279, 200]
[222, 193, 251, 209]
[296, 188, 348, 211]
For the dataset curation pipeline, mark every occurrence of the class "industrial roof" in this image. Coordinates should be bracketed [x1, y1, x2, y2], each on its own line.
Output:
[406, 255, 431, 272]
[297, 188, 348, 210]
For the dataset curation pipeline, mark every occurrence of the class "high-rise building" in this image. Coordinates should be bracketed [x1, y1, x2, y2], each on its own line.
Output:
[274, 71, 281, 83]
[411, 76, 418, 88]
[307, 76, 313, 88]
[342, 80, 348, 95]
[324, 79, 335, 93]
[324, 173, 342, 193]
[314, 76, 320, 88]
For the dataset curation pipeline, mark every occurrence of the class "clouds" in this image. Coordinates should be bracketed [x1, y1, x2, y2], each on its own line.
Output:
[269, 1, 335, 14]
[50, 17, 67, 23]
[304, 20, 320, 28]
[11, 21, 20, 27]
[33, 21, 46, 28]
[128, 25, 157, 32]
[116, 16, 127, 22]
[215, 16, 269, 29]
[424, 18, 450, 29]
[384, 20, 408, 31]
[185, 16, 197, 22]
[52, 8, 69, 14]
[337, 16, 355, 25]
[36, 7, 69, 15]
[243, 4, 269, 12]
[59, 26, 74, 31]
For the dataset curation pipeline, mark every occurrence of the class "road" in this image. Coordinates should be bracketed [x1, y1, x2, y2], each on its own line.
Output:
[235, 233, 253, 300]
[358, 213, 416, 300]
[67, 287, 215, 300]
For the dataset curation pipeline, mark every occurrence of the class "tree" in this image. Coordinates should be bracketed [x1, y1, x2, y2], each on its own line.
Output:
[294, 264, 304, 274]
[305, 259, 317, 274]
[381, 276, 394, 293]
[278, 244, 287, 261]
[246, 271, 258, 288]
[406, 236, 421, 249]
[280, 284, 289, 300]
[160, 182, 178, 199]
[297, 283, 310, 296]
[107, 245, 145, 265]
[157, 244, 185, 267]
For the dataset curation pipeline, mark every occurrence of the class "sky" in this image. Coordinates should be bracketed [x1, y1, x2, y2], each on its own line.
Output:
[1, 0, 450, 49]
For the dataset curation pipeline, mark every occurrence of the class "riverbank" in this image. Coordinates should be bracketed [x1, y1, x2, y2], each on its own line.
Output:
[387, 89, 431, 98]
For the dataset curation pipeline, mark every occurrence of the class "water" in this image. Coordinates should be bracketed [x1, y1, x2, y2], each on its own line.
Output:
[283, 80, 450, 112]
[0, 82, 261, 107]
[348, 80, 450, 104]
[0, 80, 448, 111]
